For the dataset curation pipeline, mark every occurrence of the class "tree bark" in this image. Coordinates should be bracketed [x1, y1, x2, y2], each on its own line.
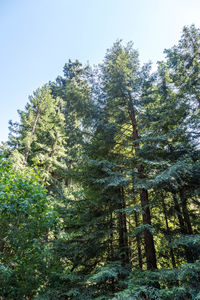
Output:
[179, 190, 193, 235]
[121, 187, 129, 265]
[162, 197, 176, 268]
[128, 93, 157, 270]
[109, 208, 114, 261]
[172, 192, 194, 263]
[117, 188, 129, 266]
[172, 193, 187, 234]
[134, 211, 143, 269]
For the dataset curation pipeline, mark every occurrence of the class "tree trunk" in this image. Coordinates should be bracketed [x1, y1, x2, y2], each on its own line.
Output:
[121, 187, 129, 265]
[172, 193, 187, 234]
[117, 188, 129, 266]
[179, 190, 193, 235]
[128, 93, 157, 270]
[140, 188, 157, 270]
[172, 192, 194, 263]
[162, 197, 176, 268]
[109, 208, 114, 261]
[134, 211, 143, 269]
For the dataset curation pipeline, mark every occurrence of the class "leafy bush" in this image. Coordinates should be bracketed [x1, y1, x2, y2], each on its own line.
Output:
[0, 157, 55, 299]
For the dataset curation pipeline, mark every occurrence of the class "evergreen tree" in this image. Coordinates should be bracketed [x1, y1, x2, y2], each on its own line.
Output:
[8, 85, 66, 193]
[2, 24, 200, 300]
[101, 41, 157, 270]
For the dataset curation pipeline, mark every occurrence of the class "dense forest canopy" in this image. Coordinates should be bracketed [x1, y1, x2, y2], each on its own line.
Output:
[0, 25, 200, 299]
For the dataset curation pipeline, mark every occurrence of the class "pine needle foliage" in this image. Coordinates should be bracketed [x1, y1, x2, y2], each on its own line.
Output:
[1, 24, 200, 299]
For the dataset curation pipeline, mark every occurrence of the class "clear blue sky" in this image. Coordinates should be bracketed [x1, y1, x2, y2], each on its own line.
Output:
[0, 0, 200, 142]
